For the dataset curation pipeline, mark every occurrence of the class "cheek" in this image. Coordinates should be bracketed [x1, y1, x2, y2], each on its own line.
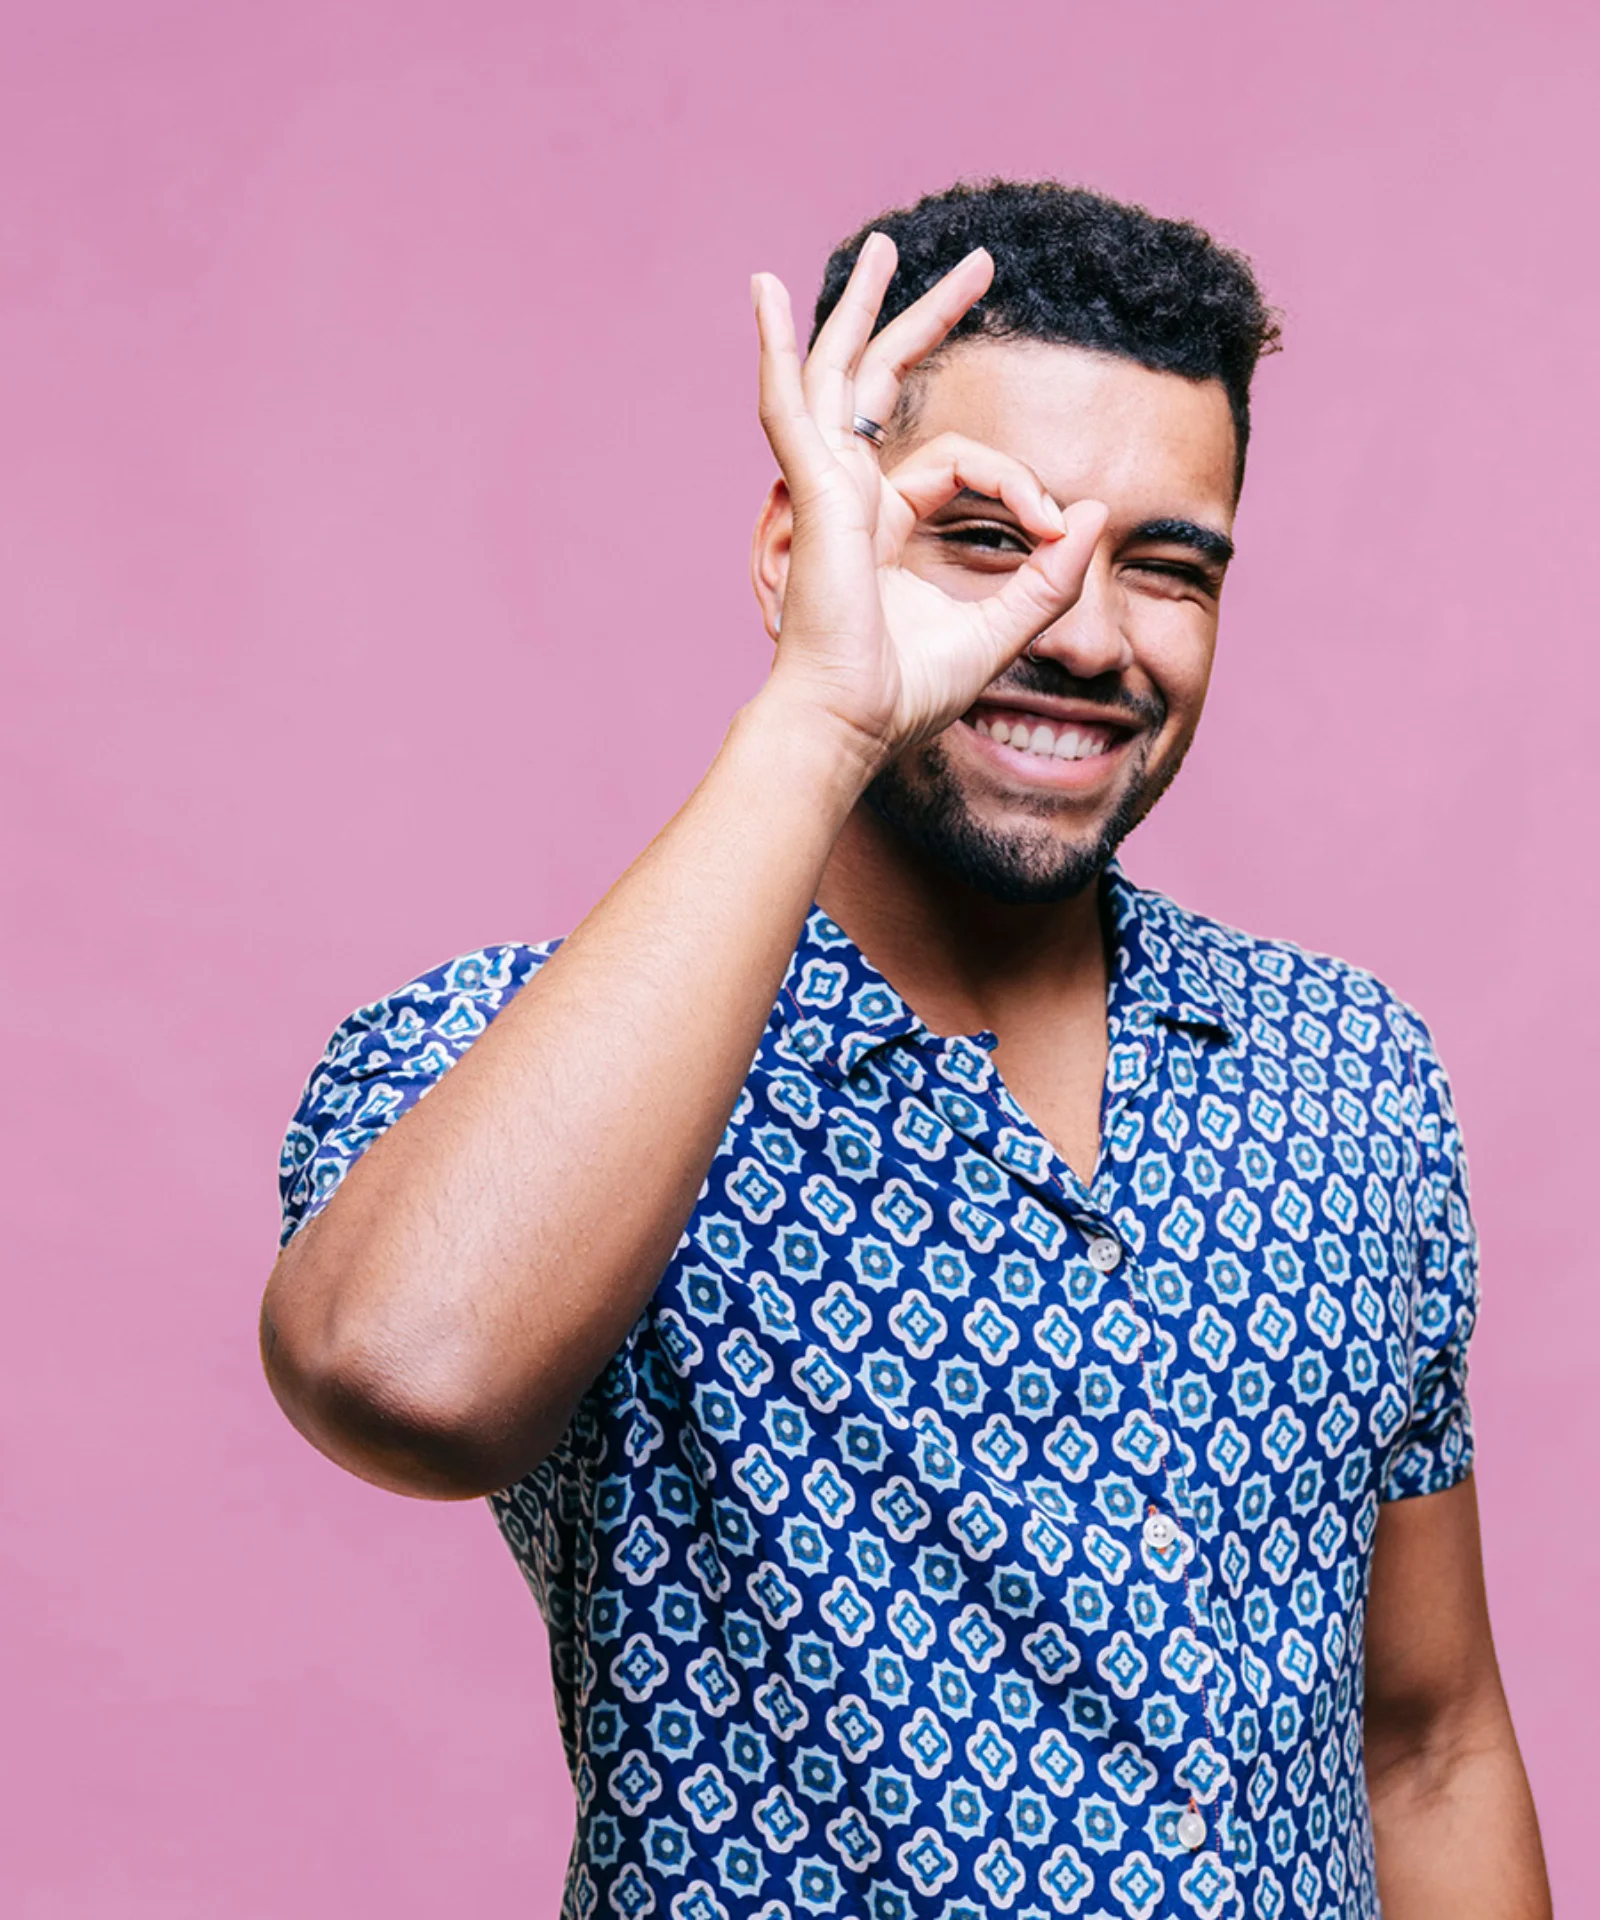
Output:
[1126, 603, 1216, 726]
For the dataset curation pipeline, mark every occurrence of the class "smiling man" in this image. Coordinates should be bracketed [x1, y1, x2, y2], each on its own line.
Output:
[261, 182, 1548, 1919]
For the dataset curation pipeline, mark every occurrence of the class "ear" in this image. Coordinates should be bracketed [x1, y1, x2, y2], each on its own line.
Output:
[749, 477, 794, 642]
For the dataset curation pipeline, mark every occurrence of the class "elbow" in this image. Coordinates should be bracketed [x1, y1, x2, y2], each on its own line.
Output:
[1365, 1676, 1516, 1809]
[259, 1264, 554, 1500]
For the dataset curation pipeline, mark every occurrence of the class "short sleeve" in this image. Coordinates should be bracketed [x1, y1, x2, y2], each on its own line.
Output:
[278, 941, 559, 1248]
[1379, 1014, 1480, 1501]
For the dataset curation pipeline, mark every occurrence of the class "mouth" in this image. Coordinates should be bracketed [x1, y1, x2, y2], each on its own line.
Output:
[955, 699, 1139, 786]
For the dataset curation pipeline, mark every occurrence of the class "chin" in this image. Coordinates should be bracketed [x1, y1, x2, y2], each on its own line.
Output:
[864, 725, 1188, 906]
[865, 764, 1133, 905]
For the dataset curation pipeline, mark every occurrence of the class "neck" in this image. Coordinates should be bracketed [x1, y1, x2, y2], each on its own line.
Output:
[814, 801, 1111, 1041]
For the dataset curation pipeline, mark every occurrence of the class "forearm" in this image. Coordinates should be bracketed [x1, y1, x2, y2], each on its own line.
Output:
[1369, 1711, 1550, 1920]
[262, 688, 875, 1497]
[262, 239, 1104, 1499]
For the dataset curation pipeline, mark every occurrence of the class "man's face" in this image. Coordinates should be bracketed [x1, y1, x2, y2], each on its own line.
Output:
[868, 339, 1239, 903]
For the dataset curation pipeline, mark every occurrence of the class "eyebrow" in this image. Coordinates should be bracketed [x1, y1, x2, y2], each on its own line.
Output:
[1127, 518, 1235, 567]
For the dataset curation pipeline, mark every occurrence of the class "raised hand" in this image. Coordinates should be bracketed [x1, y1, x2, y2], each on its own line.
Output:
[752, 233, 1108, 766]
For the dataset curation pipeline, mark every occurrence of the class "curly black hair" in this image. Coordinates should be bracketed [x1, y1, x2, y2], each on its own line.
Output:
[811, 179, 1281, 494]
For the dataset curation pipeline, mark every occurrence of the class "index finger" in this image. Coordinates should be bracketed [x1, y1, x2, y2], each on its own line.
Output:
[879, 432, 1066, 552]
[851, 247, 995, 432]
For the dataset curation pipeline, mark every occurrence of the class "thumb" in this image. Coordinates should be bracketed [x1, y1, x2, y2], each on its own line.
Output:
[973, 499, 1109, 671]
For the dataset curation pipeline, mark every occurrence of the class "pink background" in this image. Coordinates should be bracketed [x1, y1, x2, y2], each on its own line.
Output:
[3, 1, 1595, 1912]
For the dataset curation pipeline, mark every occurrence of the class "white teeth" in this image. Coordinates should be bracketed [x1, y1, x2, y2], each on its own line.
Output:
[975, 713, 1114, 761]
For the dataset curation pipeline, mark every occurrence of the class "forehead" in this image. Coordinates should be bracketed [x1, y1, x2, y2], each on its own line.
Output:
[900, 339, 1238, 527]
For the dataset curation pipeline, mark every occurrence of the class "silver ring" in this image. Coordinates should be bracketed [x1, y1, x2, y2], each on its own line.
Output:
[851, 414, 887, 450]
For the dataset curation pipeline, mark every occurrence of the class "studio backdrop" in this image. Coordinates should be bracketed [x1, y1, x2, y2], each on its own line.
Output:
[2, 1, 1595, 1913]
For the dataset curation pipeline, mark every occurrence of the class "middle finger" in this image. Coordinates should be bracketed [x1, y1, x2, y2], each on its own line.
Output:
[802, 231, 900, 443]
[852, 247, 995, 432]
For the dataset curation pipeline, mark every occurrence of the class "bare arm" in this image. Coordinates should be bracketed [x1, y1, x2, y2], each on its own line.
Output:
[259, 238, 1107, 1500]
[261, 701, 871, 1498]
[1365, 1475, 1549, 1918]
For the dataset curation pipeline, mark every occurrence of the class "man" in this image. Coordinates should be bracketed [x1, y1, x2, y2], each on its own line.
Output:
[262, 181, 1548, 1919]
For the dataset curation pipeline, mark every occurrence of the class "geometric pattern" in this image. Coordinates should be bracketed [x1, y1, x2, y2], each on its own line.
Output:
[279, 864, 1478, 1920]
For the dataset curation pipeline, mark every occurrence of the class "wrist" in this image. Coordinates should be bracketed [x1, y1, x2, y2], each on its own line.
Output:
[731, 684, 887, 807]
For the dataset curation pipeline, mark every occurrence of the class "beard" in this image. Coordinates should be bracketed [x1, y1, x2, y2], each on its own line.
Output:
[862, 672, 1182, 906]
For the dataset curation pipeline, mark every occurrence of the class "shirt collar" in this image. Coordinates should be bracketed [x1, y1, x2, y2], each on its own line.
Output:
[775, 910, 938, 1086]
[1102, 862, 1240, 1042]
[775, 863, 1238, 1087]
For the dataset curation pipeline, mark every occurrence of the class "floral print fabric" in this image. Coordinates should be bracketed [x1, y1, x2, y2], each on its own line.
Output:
[279, 867, 1477, 1920]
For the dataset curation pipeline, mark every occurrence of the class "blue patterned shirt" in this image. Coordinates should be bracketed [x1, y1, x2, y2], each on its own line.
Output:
[279, 868, 1477, 1920]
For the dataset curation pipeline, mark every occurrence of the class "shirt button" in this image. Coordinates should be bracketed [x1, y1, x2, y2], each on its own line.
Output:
[1087, 1236, 1122, 1272]
[1177, 1808, 1207, 1849]
[1142, 1512, 1178, 1550]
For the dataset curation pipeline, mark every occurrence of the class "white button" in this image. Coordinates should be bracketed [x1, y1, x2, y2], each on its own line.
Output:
[1142, 1512, 1178, 1550]
[1177, 1809, 1207, 1850]
[1087, 1236, 1122, 1272]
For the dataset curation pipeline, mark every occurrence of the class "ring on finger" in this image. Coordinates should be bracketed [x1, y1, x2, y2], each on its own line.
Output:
[851, 414, 888, 449]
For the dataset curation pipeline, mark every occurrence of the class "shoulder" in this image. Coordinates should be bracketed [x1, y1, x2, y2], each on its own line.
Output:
[1126, 878, 1453, 1118]
[308, 939, 563, 1081]
[279, 938, 563, 1243]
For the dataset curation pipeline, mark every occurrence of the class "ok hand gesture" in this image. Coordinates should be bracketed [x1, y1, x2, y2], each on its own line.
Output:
[752, 233, 1108, 767]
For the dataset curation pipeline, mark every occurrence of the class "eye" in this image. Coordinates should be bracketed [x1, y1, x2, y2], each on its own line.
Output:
[935, 522, 1030, 556]
[1123, 560, 1217, 596]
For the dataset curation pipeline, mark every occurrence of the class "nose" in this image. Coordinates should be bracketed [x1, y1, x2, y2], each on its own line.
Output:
[1028, 553, 1134, 679]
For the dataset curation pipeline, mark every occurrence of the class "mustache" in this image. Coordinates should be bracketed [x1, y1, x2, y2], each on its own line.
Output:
[992, 656, 1167, 732]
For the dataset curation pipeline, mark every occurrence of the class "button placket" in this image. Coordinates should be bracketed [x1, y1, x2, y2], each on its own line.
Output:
[930, 971, 1243, 1868]
[1086, 1178, 1237, 1871]
[1092, 1047, 1252, 1877]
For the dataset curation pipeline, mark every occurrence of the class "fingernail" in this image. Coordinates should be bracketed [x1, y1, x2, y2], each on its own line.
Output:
[750, 274, 763, 310]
